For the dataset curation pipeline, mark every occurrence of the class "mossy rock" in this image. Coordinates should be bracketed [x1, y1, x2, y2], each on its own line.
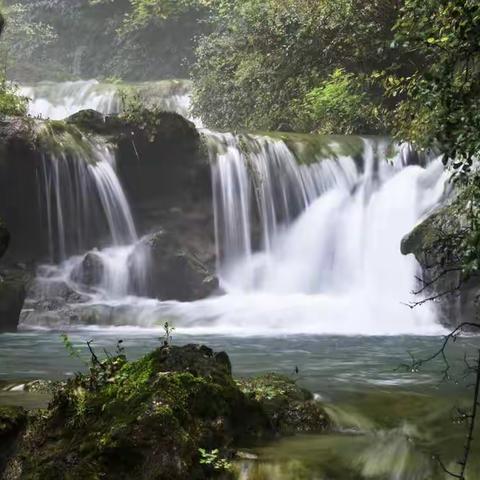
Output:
[401, 191, 480, 327]
[0, 406, 26, 439]
[237, 374, 330, 435]
[5, 345, 330, 479]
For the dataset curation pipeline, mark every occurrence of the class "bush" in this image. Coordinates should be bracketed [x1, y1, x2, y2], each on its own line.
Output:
[0, 79, 27, 116]
[302, 69, 385, 135]
[192, 0, 401, 133]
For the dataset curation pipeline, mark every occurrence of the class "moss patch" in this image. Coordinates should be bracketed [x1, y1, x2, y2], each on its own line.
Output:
[4, 345, 330, 480]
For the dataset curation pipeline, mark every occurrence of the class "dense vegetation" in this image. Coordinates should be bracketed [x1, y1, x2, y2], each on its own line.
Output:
[0, 0, 211, 81]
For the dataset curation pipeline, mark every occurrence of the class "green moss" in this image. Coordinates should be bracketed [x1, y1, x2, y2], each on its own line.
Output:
[7, 345, 329, 479]
[35, 120, 97, 159]
[254, 132, 367, 165]
[0, 406, 26, 438]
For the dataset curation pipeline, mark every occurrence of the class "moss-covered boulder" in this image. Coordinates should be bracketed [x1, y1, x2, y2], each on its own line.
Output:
[401, 192, 480, 327]
[237, 374, 330, 435]
[3, 345, 329, 480]
[0, 270, 31, 333]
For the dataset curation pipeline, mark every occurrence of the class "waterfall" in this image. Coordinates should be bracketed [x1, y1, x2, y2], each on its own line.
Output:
[20, 80, 199, 123]
[21, 81, 120, 120]
[21, 129, 148, 330]
[18, 81, 449, 335]
[163, 133, 448, 335]
[38, 136, 137, 261]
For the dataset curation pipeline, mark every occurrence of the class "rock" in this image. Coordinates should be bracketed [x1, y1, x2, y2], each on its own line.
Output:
[70, 251, 105, 287]
[0, 269, 31, 332]
[401, 192, 480, 328]
[0, 406, 26, 474]
[0, 112, 212, 265]
[0, 217, 9, 259]
[66, 109, 107, 132]
[129, 230, 218, 301]
[236, 373, 330, 435]
[2, 345, 330, 479]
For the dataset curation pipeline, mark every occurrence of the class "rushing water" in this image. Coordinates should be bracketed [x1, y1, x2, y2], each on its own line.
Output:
[20, 79, 198, 123]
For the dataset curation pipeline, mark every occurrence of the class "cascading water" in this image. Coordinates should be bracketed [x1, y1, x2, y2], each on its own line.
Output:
[20, 79, 200, 124]
[21, 129, 148, 328]
[21, 81, 120, 120]
[38, 138, 137, 261]
[19, 82, 449, 335]
[164, 133, 449, 335]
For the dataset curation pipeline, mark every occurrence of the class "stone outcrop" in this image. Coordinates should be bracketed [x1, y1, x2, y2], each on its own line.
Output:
[0, 269, 31, 332]
[401, 192, 480, 328]
[129, 230, 218, 301]
[0, 345, 330, 480]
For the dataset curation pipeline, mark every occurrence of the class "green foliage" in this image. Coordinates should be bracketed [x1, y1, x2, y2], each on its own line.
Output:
[388, 0, 480, 275]
[198, 448, 233, 473]
[118, 86, 168, 141]
[192, 0, 401, 133]
[0, 1, 57, 76]
[389, 0, 480, 168]
[0, 78, 27, 116]
[303, 69, 386, 135]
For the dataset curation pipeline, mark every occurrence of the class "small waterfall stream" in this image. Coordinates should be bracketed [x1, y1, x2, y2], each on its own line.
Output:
[19, 82, 449, 335]
[20, 79, 198, 123]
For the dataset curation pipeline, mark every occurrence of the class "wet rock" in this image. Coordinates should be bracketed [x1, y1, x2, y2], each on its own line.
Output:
[129, 230, 218, 301]
[402, 192, 480, 328]
[0, 269, 31, 332]
[236, 373, 330, 435]
[66, 109, 106, 132]
[70, 251, 105, 287]
[0, 217, 9, 259]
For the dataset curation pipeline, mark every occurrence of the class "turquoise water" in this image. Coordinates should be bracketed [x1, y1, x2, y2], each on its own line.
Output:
[1, 330, 479, 479]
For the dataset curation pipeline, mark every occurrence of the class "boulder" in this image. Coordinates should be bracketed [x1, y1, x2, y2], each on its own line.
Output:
[0, 217, 9, 259]
[401, 192, 480, 328]
[2, 344, 330, 479]
[129, 230, 218, 301]
[0, 269, 31, 332]
[70, 251, 105, 287]
[236, 373, 330, 435]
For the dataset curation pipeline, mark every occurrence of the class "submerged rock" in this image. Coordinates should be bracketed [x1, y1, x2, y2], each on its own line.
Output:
[1, 345, 329, 480]
[237, 373, 330, 435]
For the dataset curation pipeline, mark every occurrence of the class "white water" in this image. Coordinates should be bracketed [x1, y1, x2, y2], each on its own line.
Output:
[157, 133, 448, 336]
[20, 79, 199, 124]
[21, 81, 120, 120]
[20, 83, 449, 336]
